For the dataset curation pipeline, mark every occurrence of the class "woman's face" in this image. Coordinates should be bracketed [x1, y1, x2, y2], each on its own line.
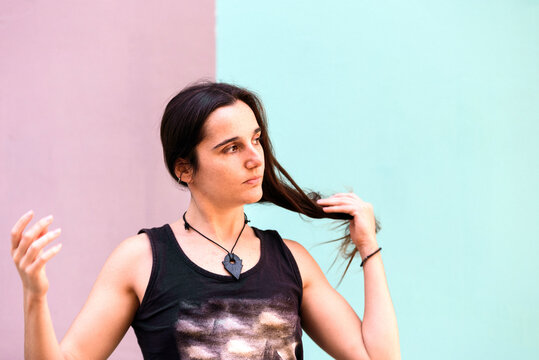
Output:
[188, 100, 265, 208]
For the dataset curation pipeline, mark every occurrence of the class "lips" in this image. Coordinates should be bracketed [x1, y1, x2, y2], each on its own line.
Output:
[244, 176, 262, 184]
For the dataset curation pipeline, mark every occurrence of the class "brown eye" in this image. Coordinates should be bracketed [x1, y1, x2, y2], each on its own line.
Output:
[224, 144, 239, 153]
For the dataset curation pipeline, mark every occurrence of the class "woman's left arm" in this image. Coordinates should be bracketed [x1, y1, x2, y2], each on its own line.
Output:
[285, 192, 400, 360]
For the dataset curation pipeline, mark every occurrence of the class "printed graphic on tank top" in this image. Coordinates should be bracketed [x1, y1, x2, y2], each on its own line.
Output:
[175, 296, 300, 359]
[131, 224, 304, 360]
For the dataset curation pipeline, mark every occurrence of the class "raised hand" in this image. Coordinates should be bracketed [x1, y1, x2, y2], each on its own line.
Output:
[11, 210, 62, 298]
[316, 192, 378, 251]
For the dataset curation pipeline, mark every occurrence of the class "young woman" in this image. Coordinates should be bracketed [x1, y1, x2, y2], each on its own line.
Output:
[10, 82, 400, 359]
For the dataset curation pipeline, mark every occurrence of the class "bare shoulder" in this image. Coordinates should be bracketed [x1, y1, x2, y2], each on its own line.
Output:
[282, 238, 310, 260]
[115, 232, 151, 258]
[106, 232, 151, 269]
[282, 238, 327, 289]
[100, 232, 152, 302]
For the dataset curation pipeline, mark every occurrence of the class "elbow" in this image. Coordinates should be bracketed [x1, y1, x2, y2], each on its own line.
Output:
[363, 344, 401, 360]
[335, 340, 400, 360]
[362, 328, 401, 360]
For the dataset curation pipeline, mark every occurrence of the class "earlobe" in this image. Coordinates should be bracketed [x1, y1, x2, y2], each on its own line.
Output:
[175, 159, 193, 184]
[177, 171, 192, 185]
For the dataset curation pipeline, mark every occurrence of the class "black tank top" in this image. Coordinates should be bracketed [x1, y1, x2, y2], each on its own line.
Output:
[130, 224, 304, 360]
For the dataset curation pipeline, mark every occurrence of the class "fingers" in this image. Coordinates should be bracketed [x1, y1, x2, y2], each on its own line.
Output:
[330, 192, 355, 197]
[26, 243, 62, 274]
[19, 228, 62, 269]
[318, 192, 360, 201]
[317, 191, 369, 202]
[316, 193, 372, 214]
[12, 214, 55, 264]
[10, 210, 34, 252]
[320, 205, 357, 213]
[317, 196, 356, 206]
[317, 197, 339, 205]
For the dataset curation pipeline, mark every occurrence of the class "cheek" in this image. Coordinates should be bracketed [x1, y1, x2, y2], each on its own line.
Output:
[205, 160, 238, 180]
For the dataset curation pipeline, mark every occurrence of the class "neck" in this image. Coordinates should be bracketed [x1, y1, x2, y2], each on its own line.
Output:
[184, 197, 247, 245]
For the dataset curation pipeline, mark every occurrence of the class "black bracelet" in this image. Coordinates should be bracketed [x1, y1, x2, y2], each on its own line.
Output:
[360, 247, 382, 267]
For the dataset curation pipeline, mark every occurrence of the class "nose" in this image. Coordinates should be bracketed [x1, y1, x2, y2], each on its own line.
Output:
[245, 143, 264, 169]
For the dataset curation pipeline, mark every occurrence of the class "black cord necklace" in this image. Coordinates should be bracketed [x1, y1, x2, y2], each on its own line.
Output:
[182, 211, 249, 280]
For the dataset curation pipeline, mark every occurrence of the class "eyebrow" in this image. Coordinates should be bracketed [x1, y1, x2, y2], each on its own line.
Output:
[212, 127, 262, 150]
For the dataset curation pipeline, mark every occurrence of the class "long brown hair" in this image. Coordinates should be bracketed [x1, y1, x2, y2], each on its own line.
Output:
[160, 81, 381, 281]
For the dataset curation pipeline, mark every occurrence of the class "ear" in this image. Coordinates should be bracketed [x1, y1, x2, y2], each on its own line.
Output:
[174, 158, 193, 184]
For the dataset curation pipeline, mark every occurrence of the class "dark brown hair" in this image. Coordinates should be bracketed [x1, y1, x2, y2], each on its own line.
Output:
[160, 81, 381, 281]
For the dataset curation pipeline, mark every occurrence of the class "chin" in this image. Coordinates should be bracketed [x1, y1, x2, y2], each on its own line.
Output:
[244, 188, 263, 204]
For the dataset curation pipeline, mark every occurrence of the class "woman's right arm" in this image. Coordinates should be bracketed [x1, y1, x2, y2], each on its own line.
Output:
[11, 210, 150, 360]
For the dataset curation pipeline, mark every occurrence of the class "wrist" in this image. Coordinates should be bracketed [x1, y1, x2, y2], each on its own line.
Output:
[23, 290, 48, 306]
[357, 242, 380, 259]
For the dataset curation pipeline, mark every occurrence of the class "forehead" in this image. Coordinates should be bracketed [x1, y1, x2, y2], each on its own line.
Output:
[202, 100, 259, 140]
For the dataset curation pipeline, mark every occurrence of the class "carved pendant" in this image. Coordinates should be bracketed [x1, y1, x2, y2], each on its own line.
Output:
[222, 253, 243, 280]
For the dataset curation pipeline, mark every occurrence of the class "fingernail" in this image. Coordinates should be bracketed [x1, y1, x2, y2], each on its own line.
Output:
[53, 228, 62, 234]
[45, 215, 54, 221]
[25, 210, 34, 217]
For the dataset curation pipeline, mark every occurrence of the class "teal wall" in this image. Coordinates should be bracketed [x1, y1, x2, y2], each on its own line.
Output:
[217, 1, 538, 358]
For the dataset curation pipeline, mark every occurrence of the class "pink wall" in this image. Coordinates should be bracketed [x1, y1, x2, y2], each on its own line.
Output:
[0, 1, 215, 358]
